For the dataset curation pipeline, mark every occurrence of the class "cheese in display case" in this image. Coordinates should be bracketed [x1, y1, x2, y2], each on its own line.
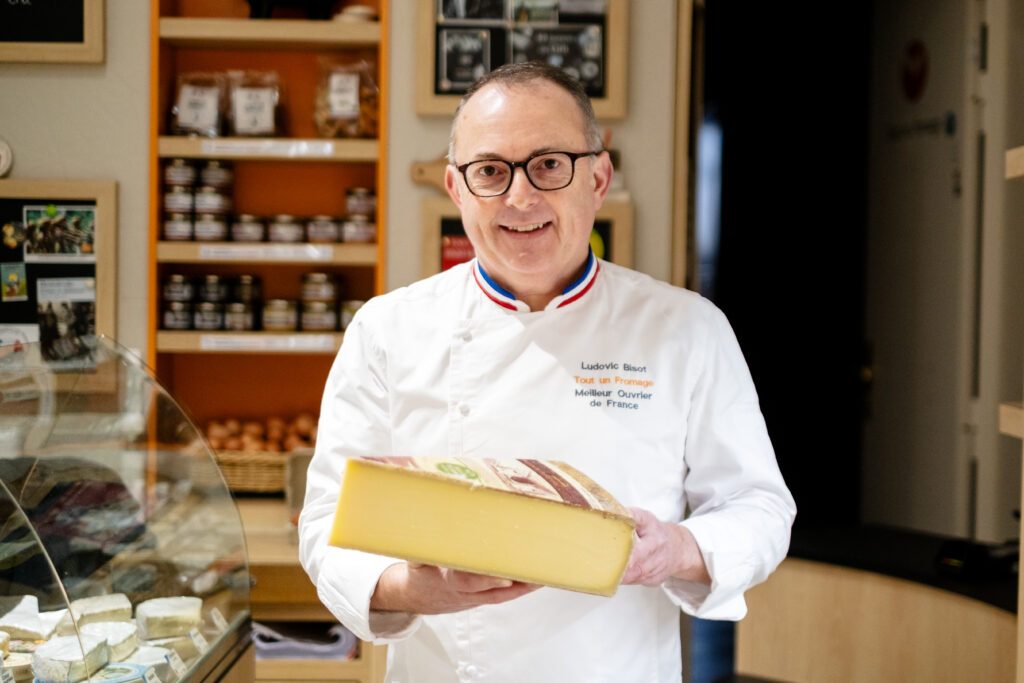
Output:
[0, 337, 253, 680]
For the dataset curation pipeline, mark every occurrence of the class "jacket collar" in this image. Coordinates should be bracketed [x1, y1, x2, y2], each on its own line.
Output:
[472, 249, 600, 312]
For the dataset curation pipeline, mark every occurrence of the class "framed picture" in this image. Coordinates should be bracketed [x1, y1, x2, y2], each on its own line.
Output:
[0, 180, 117, 363]
[438, 28, 493, 93]
[420, 194, 633, 278]
[418, 0, 628, 119]
[511, 24, 605, 96]
[0, 0, 104, 64]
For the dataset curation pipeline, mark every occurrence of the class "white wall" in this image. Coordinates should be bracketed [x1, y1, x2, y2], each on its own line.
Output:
[385, 1, 679, 291]
[0, 0, 150, 355]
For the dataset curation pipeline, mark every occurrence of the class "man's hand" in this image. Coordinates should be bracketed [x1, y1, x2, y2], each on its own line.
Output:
[371, 562, 540, 615]
[621, 507, 711, 586]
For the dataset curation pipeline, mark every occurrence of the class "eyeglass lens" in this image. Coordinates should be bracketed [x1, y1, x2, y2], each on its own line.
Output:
[464, 152, 578, 196]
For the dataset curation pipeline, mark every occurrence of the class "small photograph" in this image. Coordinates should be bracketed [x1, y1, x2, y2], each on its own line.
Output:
[1, 221, 25, 252]
[36, 277, 96, 365]
[511, 24, 604, 94]
[512, 0, 558, 23]
[23, 204, 97, 262]
[440, 0, 507, 21]
[1, 263, 28, 302]
[438, 28, 492, 93]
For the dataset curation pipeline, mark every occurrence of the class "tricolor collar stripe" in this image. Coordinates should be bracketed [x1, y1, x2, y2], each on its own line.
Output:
[557, 259, 600, 308]
[472, 267, 519, 311]
[472, 249, 600, 311]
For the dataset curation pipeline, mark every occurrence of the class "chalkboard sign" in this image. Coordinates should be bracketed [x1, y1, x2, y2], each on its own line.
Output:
[0, 0, 104, 64]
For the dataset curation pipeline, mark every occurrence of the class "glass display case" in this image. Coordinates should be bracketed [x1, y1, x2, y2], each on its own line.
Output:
[0, 337, 252, 682]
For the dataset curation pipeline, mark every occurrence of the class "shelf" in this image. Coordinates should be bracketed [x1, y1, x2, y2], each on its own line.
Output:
[158, 136, 378, 162]
[999, 401, 1024, 439]
[157, 331, 342, 354]
[1006, 147, 1024, 180]
[159, 17, 380, 49]
[157, 241, 377, 265]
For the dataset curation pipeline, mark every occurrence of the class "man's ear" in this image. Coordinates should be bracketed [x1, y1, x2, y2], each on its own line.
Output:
[445, 165, 464, 209]
[591, 151, 614, 207]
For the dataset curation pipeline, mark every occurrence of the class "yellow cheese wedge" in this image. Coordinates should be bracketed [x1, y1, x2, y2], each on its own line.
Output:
[329, 457, 636, 596]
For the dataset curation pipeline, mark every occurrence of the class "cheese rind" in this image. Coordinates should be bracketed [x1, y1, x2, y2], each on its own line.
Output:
[121, 645, 172, 682]
[81, 622, 139, 661]
[330, 457, 636, 596]
[0, 596, 44, 640]
[31, 634, 110, 683]
[3, 651, 33, 681]
[134, 597, 202, 639]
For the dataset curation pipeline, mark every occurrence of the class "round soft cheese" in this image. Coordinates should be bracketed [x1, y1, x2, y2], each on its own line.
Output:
[32, 634, 110, 683]
[134, 597, 202, 639]
[81, 622, 139, 661]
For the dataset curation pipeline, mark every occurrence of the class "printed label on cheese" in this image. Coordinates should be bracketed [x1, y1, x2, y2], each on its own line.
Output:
[360, 457, 606, 510]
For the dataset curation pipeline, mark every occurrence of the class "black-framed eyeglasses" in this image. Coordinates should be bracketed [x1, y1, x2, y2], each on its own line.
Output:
[454, 150, 602, 198]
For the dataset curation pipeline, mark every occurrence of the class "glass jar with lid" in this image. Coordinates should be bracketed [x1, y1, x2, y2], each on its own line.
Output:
[200, 160, 234, 189]
[301, 300, 337, 331]
[231, 214, 266, 243]
[164, 158, 197, 187]
[263, 299, 298, 331]
[162, 213, 193, 241]
[341, 214, 376, 243]
[301, 272, 337, 303]
[268, 215, 305, 243]
[306, 215, 340, 243]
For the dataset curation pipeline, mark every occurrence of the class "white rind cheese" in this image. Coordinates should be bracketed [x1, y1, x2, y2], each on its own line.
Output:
[134, 597, 202, 639]
[81, 622, 139, 661]
[121, 645, 172, 682]
[143, 634, 197, 661]
[0, 596, 44, 640]
[57, 595, 132, 636]
[31, 634, 110, 683]
[3, 651, 33, 681]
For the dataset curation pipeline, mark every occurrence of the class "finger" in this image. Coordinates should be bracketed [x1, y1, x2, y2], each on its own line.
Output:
[447, 569, 513, 593]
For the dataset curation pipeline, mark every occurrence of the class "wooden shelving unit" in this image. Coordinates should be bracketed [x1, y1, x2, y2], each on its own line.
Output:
[148, 4, 389, 676]
[237, 499, 386, 681]
[159, 16, 380, 48]
[157, 136, 378, 162]
[157, 241, 377, 265]
[156, 330, 343, 354]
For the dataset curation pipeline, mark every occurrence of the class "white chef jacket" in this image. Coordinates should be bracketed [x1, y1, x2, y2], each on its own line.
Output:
[299, 255, 796, 683]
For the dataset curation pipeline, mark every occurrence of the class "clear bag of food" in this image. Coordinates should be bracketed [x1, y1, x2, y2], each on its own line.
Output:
[171, 71, 227, 137]
[227, 70, 283, 137]
[314, 58, 379, 138]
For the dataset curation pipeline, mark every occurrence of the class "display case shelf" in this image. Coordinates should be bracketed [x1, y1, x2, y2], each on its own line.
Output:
[158, 136, 378, 162]
[157, 241, 377, 265]
[159, 17, 380, 49]
[156, 331, 343, 354]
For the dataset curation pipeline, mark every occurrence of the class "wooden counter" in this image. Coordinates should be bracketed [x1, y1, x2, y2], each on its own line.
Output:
[736, 557, 1016, 682]
[236, 498, 386, 683]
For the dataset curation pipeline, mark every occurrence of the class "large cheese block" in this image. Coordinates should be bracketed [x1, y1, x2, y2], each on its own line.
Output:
[0, 596, 44, 640]
[134, 597, 202, 639]
[57, 595, 132, 635]
[330, 457, 636, 596]
[81, 622, 139, 661]
[31, 634, 109, 683]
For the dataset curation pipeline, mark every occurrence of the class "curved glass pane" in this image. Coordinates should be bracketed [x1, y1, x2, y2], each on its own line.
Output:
[0, 337, 250, 681]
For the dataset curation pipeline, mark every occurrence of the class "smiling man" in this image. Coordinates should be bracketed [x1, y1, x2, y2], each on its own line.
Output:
[299, 62, 796, 682]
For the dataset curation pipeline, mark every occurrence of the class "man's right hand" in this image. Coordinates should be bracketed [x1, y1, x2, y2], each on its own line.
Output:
[370, 562, 540, 615]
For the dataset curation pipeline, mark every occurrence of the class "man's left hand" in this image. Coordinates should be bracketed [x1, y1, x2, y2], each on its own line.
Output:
[620, 507, 711, 586]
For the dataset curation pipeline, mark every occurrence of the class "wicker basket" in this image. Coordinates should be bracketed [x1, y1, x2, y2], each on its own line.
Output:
[215, 450, 287, 493]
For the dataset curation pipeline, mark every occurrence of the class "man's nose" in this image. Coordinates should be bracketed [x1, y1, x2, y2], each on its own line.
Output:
[504, 166, 539, 209]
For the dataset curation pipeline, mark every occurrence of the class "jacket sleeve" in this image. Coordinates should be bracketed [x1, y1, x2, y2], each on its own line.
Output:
[663, 303, 797, 620]
[297, 308, 422, 643]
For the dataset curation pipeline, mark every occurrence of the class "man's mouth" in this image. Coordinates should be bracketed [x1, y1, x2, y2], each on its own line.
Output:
[501, 221, 550, 233]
